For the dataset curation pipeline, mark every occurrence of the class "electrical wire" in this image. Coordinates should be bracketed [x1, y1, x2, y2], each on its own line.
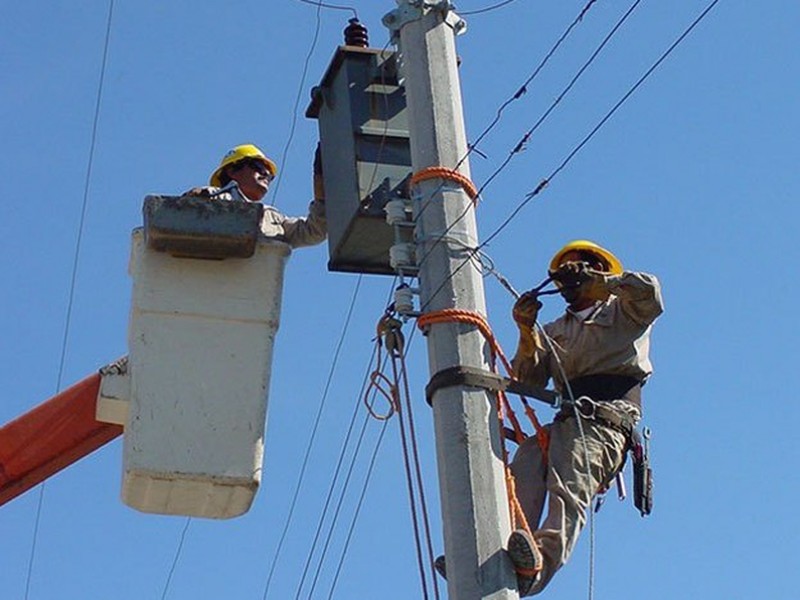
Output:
[413, 0, 603, 228]
[261, 275, 364, 599]
[326, 419, 392, 599]
[325, 328, 422, 600]
[160, 518, 192, 600]
[473, 0, 643, 201]
[460, 0, 522, 16]
[420, 0, 721, 312]
[390, 330, 440, 599]
[466, 0, 599, 159]
[304, 363, 390, 598]
[270, 1, 323, 208]
[294, 0, 358, 18]
[293, 339, 386, 599]
[484, 0, 721, 248]
[296, 283, 399, 599]
[23, 2, 115, 598]
[535, 323, 599, 600]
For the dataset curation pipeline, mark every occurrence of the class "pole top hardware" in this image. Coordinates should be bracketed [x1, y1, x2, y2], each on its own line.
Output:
[383, 1, 467, 39]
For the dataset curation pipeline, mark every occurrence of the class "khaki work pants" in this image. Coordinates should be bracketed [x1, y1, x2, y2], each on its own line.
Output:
[510, 411, 628, 595]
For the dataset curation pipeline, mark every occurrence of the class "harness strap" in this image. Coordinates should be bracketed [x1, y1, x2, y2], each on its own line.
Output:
[568, 374, 642, 407]
[555, 399, 637, 440]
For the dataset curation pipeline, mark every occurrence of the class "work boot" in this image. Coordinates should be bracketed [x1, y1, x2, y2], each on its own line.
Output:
[507, 529, 542, 596]
[434, 555, 447, 580]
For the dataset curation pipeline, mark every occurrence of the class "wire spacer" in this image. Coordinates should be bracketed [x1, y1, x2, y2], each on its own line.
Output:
[411, 166, 479, 204]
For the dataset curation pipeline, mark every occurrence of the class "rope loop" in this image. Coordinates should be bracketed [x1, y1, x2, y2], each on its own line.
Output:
[411, 166, 479, 203]
[364, 370, 398, 420]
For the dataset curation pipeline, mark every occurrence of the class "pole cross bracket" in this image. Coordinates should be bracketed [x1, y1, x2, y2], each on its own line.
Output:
[383, 2, 466, 38]
[425, 365, 561, 407]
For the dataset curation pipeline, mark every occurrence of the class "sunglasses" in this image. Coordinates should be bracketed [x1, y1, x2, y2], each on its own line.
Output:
[235, 159, 274, 179]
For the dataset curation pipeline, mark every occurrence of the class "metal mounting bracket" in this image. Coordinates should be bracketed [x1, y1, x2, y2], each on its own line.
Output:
[383, 1, 467, 38]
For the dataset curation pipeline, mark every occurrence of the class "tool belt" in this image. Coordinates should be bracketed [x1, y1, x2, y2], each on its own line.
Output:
[555, 374, 641, 436]
[568, 374, 642, 407]
[554, 397, 637, 440]
[554, 374, 654, 517]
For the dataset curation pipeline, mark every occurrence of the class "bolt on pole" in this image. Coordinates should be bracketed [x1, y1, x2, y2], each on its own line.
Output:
[384, 2, 520, 598]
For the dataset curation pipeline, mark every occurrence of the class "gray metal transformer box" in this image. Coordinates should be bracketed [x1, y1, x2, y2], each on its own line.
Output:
[306, 46, 413, 275]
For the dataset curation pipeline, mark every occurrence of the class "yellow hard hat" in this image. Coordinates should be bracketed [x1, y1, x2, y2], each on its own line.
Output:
[209, 144, 278, 187]
[549, 240, 623, 275]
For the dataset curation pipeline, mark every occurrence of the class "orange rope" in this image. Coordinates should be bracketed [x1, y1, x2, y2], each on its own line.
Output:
[411, 166, 479, 203]
[417, 308, 549, 535]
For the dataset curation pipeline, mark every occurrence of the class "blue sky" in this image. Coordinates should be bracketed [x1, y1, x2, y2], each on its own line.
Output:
[2, 1, 798, 599]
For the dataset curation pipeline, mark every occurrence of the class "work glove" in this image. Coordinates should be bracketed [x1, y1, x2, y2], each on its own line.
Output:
[512, 290, 543, 328]
[313, 142, 325, 202]
[583, 269, 610, 301]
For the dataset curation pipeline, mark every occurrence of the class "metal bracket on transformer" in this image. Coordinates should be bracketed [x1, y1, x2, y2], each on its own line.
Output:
[425, 365, 561, 407]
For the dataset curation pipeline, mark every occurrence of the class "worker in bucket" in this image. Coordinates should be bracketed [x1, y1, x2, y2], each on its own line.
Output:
[186, 143, 326, 248]
[506, 240, 663, 595]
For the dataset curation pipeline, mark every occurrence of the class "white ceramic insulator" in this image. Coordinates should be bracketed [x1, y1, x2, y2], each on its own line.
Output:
[385, 198, 407, 226]
[394, 286, 416, 315]
[389, 243, 414, 269]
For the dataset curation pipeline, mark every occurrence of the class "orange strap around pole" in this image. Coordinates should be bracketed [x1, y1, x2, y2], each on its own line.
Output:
[417, 308, 548, 535]
[411, 166, 479, 203]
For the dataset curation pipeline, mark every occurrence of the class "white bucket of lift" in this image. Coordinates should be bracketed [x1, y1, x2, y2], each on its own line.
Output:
[123, 228, 290, 519]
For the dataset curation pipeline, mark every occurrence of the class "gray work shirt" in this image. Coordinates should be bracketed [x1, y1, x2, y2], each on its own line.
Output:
[210, 185, 327, 249]
[512, 271, 664, 402]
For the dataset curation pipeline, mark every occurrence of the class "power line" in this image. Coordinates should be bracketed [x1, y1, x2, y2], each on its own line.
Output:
[292, 342, 385, 599]
[326, 417, 391, 600]
[473, 0, 643, 201]
[160, 518, 192, 600]
[261, 275, 364, 599]
[483, 0, 722, 249]
[467, 0, 600, 159]
[321, 324, 422, 599]
[413, 0, 606, 266]
[460, 0, 522, 16]
[23, 2, 116, 598]
[294, 283, 399, 599]
[270, 1, 324, 208]
[293, 0, 357, 18]
[422, 0, 722, 310]
[303, 378, 388, 598]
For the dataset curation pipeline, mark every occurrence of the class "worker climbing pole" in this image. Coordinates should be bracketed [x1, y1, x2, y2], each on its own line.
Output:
[383, 3, 520, 598]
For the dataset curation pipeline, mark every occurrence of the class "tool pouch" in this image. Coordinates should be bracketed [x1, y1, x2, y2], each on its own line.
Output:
[631, 429, 653, 517]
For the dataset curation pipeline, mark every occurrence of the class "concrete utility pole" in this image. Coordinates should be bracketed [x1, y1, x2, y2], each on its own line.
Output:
[384, 2, 519, 598]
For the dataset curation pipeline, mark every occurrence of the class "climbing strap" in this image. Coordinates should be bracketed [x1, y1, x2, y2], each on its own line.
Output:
[411, 166, 479, 203]
[424, 365, 560, 408]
